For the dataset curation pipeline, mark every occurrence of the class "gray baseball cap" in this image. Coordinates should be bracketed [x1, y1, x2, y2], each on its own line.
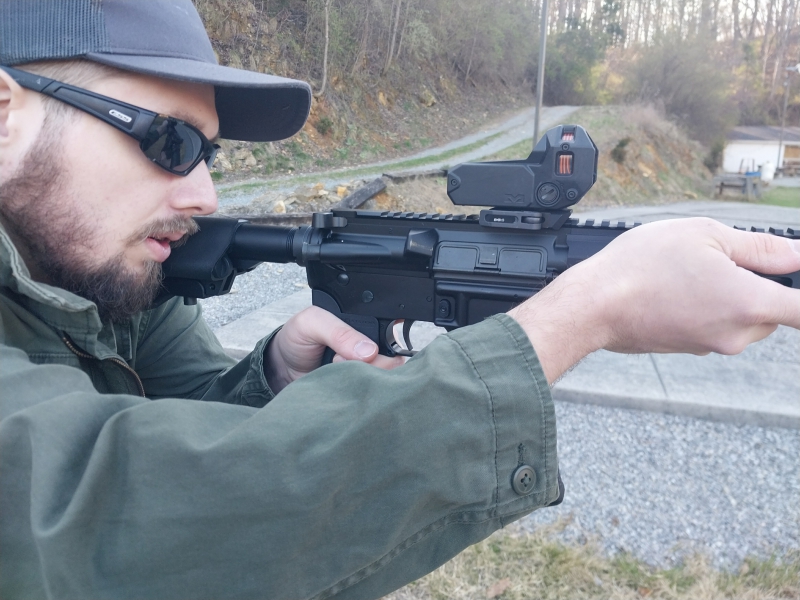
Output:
[0, 0, 311, 142]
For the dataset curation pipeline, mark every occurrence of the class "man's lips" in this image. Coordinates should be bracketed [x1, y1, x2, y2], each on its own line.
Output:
[144, 231, 187, 262]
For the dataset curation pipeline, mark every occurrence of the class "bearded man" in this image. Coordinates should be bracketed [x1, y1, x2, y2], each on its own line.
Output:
[1, 1, 799, 599]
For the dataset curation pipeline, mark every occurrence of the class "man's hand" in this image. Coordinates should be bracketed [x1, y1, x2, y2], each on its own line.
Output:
[265, 306, 404, 393]
[509, 217, 800, 385]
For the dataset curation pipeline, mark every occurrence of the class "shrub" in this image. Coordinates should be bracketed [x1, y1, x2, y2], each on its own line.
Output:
[316, 116, 334, 136]
[611, 137, 631, 164]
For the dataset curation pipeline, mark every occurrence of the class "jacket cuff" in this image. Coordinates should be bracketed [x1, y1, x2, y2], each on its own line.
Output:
[444, 314, 560, 514]
[239, 327, 283, 407]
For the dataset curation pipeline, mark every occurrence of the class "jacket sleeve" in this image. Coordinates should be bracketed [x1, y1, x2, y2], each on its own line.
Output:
[0, 313, 559, 600]
[131, 298, 279, 406]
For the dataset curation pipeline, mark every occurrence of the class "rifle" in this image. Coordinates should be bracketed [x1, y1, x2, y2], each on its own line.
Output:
[159, 125, 800, 357]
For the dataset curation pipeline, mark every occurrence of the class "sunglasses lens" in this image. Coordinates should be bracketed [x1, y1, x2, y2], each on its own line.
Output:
[140, 117, 211, 174]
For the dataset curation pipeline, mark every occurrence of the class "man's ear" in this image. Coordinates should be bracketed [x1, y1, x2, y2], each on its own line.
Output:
[0, 68, 43, 142]
[0, 68, 15, 138]
[0, 68, 45, 179]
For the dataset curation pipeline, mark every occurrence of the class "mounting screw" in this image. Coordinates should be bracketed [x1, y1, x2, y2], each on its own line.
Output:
[362, 290, 374, 303]
[566, 189, 578, 201]
[337, 273, 350, 285]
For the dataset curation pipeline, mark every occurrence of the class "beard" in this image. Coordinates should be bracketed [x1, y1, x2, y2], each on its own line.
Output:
[0, 115, 197, 323]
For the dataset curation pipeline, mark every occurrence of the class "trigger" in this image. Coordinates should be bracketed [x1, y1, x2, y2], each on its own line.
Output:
[403, 320, 415, 354]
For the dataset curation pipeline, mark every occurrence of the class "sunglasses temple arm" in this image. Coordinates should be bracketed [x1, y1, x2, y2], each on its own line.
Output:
[1, 65, 53, 92]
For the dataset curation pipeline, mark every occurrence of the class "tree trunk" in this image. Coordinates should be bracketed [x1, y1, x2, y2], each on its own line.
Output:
[747, 0, 760, 39]
[770, 0, 798, 95]
[349, 3, 370, 77]
[315, 0, 331, 97]
[382, 0, 403, 75]
[761, 0, 775, 78]
[464, 33, 478, 82]
[395, 0, 412, 63]
[732, 0, 742, 40]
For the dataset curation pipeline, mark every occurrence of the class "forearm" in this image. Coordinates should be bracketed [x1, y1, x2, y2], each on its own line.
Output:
[1, 316, 559, 600]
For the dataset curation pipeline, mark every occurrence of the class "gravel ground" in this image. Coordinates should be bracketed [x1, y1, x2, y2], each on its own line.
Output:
[515, 402, 800, 570]
[198, 262, 307, 329]
[197, 263, 799, 572]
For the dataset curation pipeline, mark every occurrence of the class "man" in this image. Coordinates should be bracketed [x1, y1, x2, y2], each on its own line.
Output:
[1, 1, 798, 599]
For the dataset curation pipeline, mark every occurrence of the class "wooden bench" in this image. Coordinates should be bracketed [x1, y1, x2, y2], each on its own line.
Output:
[777, 158, 800, 177]
[712, 174, 761, 201]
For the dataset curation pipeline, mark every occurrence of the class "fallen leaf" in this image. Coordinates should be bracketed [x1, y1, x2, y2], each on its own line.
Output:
[486, 578, 511, 599]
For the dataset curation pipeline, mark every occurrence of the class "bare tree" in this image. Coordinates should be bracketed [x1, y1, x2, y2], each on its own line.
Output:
[315, 0, 332, 96]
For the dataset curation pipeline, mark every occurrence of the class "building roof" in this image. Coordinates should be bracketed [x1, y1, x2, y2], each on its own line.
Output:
[727, 126, 800, 143]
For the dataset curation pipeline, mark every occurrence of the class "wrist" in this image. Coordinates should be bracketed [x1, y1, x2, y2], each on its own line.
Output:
[507, 265, 613, 384]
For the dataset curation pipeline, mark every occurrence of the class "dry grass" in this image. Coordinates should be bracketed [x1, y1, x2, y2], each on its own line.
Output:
[383, 525, 800, 600]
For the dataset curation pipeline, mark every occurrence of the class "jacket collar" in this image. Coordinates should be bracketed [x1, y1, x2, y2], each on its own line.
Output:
[0, 224, 133, 360]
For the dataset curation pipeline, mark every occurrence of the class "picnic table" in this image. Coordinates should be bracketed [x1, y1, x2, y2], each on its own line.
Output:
[712, 173, 761, 201]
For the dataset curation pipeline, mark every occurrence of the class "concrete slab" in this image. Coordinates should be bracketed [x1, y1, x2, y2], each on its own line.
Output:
[214, 288, 311, 359]
[573, 200, 800, 230]
[771, 177, 800, 188]
[212, 201, 800, 429]
[552, 349, 800, 429]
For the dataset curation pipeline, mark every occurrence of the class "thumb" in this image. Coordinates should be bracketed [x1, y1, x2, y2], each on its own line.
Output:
[723, 228, 800, 275]
[299, 306, 379, 361]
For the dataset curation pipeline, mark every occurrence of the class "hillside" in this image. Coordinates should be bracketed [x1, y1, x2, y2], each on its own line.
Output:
[215, 104, 716, 219]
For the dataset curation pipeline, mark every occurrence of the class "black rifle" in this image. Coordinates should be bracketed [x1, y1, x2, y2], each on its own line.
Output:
[159, 125, 800, 357]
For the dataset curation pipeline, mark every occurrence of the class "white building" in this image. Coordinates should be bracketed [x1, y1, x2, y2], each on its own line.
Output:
[723, 126, 800, 173]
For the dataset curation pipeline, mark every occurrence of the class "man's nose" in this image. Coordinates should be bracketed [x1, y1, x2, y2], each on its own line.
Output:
[170, 161, 218, 216]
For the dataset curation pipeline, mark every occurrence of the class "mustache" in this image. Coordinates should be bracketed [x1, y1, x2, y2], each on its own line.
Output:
[128, 216, 200, 248]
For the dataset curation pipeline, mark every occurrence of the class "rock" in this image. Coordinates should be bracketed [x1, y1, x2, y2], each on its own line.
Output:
[336, 186, 348, 197]
[317, 189, 329, 197]
[683, 190, 698, 199]
[214, 151, 232, 172]
[233, 148, 251, 162]
[273, 200, 286, 213]
[419, 88, 436, 107]
[292, 186, 315, 202]
[313, 182, 324, 191]
[378, 91, 388, 107]
[243, 153, 257, 168]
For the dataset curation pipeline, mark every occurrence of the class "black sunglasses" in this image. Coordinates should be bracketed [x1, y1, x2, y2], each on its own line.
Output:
[1, 65, 219, 176]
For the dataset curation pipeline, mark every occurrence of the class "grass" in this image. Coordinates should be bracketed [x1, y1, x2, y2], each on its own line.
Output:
[385, 527, 800, 600]
[759, 186, 800, 208]
[480, 138, 533, 161]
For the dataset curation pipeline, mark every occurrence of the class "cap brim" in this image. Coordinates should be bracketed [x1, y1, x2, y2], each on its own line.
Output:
[86, 53, 311, 142]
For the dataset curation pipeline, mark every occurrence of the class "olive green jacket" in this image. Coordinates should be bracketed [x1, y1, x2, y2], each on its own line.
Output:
[0, 224, 560, 600]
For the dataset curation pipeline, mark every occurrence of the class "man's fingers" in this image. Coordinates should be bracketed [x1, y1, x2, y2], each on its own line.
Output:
[723, 228, 800, 275]
[293, 306, 398, 364]
[755, 279, 800, 330]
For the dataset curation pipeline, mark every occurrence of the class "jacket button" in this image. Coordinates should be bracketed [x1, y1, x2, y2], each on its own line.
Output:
[511, 465, 536, 495]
